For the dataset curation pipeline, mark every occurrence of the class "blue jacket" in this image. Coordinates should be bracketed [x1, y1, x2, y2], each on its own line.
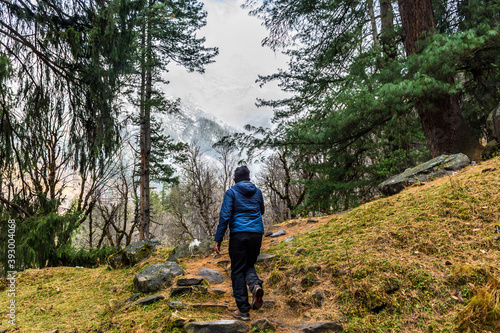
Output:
[214, 181, 265, 242]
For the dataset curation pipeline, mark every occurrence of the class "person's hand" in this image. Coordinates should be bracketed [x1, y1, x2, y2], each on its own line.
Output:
[213, 241, 221, 254]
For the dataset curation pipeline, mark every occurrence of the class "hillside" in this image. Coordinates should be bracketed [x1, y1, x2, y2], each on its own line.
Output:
[1, 156, 499, 333]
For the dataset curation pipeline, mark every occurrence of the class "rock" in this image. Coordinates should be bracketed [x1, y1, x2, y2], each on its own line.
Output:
[307, 219, 319, 223]
[284, 236, 295, 242]
[132, 294, 165, 306]
[167, 238, 214, 261]
[270, 230, 286, 237]
[263, 299, 277, 309]
[295, 321, 343, 333]
[107, 239, 160, 269]
[170, 286, 192, 296]
[378, 153, 470, 196]
[170, 285, 208, 296]
[134, 261, 184, 293]
[252, 318, 276, 331]
[168, 301, 188, 310]
[191, 304, 228, 310]
[312, 290, 325, 307]
[257, 253, 275, 262]
[198, 268, 225, 284]
[41, 331, 58, 333]
[124, 293, 140, 303]
[264, 231, 273, 237]
[295, 247, 307, 256]
[108, 299, 123, 311]
[287, 221, 298, 227]
[482, 139, 500, 160]
[486, 104, 500, 141]
[184, 320, 250, 333]
[170, 312, 188, 328]
[210, 288, 227, 295]
[217, 260, 231, 268]
[177, 278, 204, 286]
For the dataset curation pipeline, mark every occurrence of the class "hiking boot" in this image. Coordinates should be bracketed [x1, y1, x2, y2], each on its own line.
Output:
[251, 284, 264, 310]
[233, 309, 250, 321]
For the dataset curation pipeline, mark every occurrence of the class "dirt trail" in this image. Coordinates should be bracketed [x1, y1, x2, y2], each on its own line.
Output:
[177, 215, 336, 331]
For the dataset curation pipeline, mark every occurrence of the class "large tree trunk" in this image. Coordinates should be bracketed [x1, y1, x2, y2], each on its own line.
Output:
[397, 0, 480, 159]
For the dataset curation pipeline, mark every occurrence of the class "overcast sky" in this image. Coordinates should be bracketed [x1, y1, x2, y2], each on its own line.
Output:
[162, 0, 290, 129]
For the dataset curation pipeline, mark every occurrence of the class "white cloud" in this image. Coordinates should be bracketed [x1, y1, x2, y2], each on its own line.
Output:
[161, 0, 290, 129]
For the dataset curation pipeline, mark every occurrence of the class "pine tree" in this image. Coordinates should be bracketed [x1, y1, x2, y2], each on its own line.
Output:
[244, 0, 499, 213]
[131, 0, 218, 240]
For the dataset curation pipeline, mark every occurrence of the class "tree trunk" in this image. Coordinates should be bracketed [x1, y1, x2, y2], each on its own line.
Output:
[379, 0, 396, 60]
[139, 11, 151, 240]
[397, 0, 480, 159]
[367, 0, 380, 49]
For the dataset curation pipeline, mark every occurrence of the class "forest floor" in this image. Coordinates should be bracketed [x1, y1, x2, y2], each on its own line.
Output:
[1, 156, 499, 333]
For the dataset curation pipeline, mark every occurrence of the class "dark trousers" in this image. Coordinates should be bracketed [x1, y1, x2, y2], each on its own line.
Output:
[229, 232, 263, 313]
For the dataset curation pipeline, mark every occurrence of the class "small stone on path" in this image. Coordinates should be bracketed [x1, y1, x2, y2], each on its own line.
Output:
[132, 294, 164, 306]
[168, 301, 188, 310]
[252, 318, 276, 331]
[210, 288, 226, 295]
[263, 299, 277, 309]
[198, 268, 225, 284]
[177, 278, 204, 286]
[191, 304, 228, 310]
[284, 236, 295, 242]
[307, 219, 319, 223]
[257, 253, 275, 262]
[184, 320, 249, 333]
[124, 293, 140, 302]
[270, 230, 286, 237]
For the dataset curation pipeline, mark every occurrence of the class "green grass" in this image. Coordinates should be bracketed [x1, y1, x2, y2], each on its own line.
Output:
[1, 156, 499, 332]
[263, 157, 500, 332]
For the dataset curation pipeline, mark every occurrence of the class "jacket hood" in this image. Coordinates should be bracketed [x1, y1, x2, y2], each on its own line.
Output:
[233, 181, 257, 197]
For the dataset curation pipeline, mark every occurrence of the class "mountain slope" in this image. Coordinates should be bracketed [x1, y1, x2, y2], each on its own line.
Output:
[1, 156, 499, 332]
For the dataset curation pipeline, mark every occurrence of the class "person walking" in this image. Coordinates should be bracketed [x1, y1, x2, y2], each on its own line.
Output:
[213, 166, 265, 321]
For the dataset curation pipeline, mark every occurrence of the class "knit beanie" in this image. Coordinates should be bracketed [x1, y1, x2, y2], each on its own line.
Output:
[234, 166, 250, 183]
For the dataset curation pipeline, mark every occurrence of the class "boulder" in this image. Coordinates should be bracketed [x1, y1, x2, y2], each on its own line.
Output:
[107, 240, 160, 269]
[486, 104, 500, 141]
[294, 321, 343, 333]
[184, 320, 249, 333]
[198, 268, 225, 284]
[167, 238, 213, 261]
[378, 153, 470, 196]
[134, 261, 184, 293]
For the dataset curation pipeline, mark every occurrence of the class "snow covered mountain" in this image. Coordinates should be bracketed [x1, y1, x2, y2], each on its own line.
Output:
[155, 97, 239, 157]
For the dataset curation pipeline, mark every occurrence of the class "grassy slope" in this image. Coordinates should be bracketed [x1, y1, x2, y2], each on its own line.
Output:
[1, 156, 499, 333]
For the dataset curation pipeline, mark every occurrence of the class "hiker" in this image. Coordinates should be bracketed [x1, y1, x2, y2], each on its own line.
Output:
[213, 166, 265, 321]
